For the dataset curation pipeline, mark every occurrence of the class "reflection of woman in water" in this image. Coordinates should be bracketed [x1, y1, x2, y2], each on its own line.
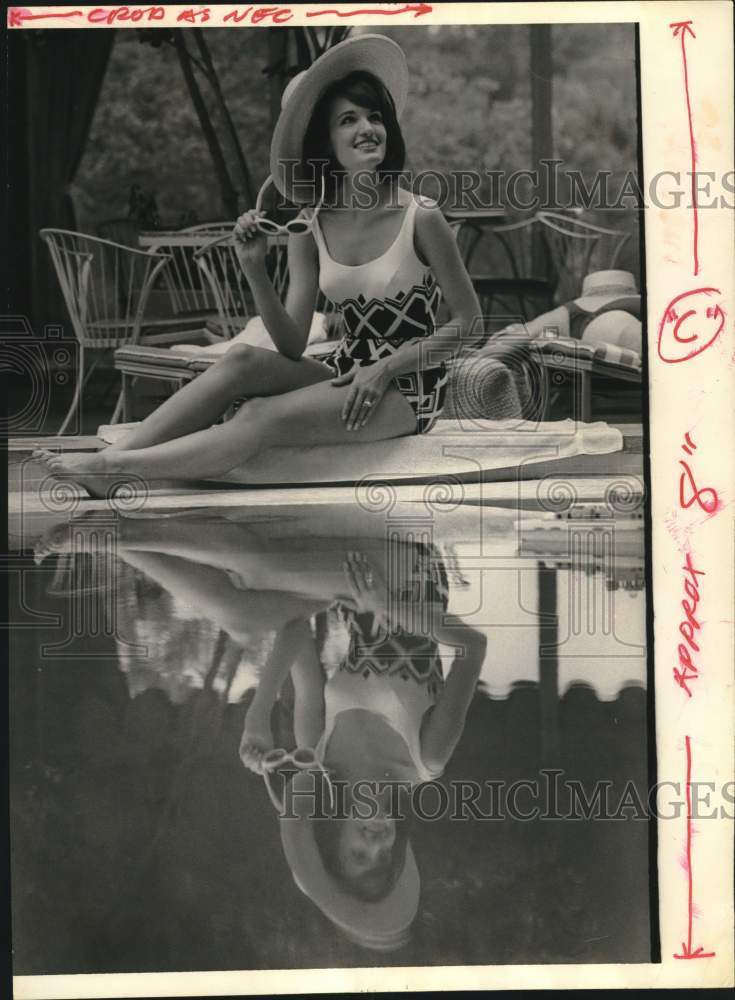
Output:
[38, 513, 485, 949]
[240, 542, 487, 950]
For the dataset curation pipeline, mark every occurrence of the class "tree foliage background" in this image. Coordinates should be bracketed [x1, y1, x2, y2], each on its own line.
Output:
[75, 23, 639, 270]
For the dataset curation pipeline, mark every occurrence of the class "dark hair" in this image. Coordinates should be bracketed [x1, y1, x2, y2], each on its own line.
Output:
[300, 70, 406, 203]
[314, 818, 410, 902]
[312, 783, 411, 902]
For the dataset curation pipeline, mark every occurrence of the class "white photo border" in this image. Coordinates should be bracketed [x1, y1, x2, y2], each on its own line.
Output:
[8, 1, 734, 995]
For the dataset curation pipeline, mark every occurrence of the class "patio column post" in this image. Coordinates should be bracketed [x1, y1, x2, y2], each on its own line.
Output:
[268, 27, 289, 132]
[538, 560, 561, 764]
[530, 24, 553, 196]
[530, 25, 554, 277]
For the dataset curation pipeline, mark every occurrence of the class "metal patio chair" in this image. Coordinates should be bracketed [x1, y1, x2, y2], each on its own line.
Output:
[110, 216, 464, 423]
[191, 234, 343, 343]
[524, 213, 637, 421]
[113, 236, 343, 422]
[40, 228, 172, 434]
[132, 222, 237, 343]
[463, 212, 631, 328]
[535, 211, 631, 304]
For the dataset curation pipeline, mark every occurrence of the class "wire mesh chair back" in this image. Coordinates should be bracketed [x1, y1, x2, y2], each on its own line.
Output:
[139, 222, 235, 319]
[193, 236, 344, 342]
[453, 221, 485, 274]
[40, 228, 171, 350]
[267, 244, 344, 338]
[156, 238, 225, 317]
[536, 212, 631, 304]
[458, 213, 631, 323]
[464, 216, 559, 322]
[192, 237, 257, 339]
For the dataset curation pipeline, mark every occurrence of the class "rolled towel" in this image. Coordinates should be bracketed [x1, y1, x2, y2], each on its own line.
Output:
[443, 353, 524, 421]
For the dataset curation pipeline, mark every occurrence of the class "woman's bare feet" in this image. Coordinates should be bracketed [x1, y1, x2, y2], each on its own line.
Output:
[33, 522, 77, 566]
[33, 448, 126, 500]
[33, 511, 119, 566]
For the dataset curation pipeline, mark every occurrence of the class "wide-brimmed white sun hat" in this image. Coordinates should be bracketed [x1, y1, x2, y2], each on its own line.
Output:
[269, 34, 409, 204]
[574, 270, 639, 310]
[279, 769, 419, 950]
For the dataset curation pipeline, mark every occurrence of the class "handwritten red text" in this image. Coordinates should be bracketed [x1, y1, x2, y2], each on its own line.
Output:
[88, 5, 165, 23]
[673, 552, 706, 696]
[678, 432, 719, 514]
[657, 287, 725, 363]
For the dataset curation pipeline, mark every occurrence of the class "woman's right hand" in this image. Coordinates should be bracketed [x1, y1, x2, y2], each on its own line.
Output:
[342, 551, 391, 627]
[233, 210, 268, 271]
[239, 726, 274, 774]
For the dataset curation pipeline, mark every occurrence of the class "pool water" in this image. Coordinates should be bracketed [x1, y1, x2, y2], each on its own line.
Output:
[10, 500, 652, 972]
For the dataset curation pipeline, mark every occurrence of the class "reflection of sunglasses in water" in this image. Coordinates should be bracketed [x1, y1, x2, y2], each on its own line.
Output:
[262, 747, 335, 814]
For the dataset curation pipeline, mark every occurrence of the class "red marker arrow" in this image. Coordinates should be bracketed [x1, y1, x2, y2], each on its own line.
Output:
[670, 20, 700, 276]
[307, 3, 432, 18]
[8, 8, 84, 26]
[675, 943, 717, 959]
[673, 736, 716, 960]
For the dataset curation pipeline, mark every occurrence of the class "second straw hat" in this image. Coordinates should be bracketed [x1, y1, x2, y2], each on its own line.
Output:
[269, 34, 409, 203]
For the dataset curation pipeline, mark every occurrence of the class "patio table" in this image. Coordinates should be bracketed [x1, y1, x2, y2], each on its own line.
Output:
[443, 208, 507, 223]
[138, 231, 289, 251]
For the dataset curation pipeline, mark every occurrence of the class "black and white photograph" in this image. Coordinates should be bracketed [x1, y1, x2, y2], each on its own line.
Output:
[4, 2, 733, 996]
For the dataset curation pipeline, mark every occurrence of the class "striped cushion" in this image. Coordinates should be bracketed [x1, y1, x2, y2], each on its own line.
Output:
[591, 342, 641, 369]
[114, 345, 196, 368]
[533, 336, 641, 371]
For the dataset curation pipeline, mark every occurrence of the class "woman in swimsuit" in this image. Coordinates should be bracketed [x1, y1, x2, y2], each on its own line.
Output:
[39, 508, 486, 948]
[36, 35, 480, 495]
[484, 270, 641, 355]
[239, 542, 487, 950]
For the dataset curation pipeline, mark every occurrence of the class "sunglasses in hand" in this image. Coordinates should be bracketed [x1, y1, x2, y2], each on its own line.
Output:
[197, 175, 326, 255]
[260, 747, 335, 814]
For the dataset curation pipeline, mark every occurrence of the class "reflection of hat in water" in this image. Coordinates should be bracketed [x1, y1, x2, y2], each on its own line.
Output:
[574, 270, 640, 312]
[279, 770, 419, 951]
[270, 34, 409, 204]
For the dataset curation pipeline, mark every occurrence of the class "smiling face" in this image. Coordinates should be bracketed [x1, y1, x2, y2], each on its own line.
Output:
[301, 71, 406, 203]
[336, 815, 397, 889]
[327, 96, 387, 174]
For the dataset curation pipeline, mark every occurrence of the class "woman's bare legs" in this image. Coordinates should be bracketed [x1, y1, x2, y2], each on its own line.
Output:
[240, 618, 320, 772]
[36, 377, 418, 488]
[106, 344, 333, 452]
[289, 625, 327, 750]
[113, 543, 328, 642]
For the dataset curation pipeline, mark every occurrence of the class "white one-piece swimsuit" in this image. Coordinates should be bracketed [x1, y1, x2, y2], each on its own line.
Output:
[317, 541, 451, 783]
[312, 194, 449, 435]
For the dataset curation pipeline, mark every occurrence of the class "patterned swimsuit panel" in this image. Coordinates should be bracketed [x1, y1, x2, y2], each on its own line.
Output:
[312, 195, 449, 435]
[333, 541, 450, 696]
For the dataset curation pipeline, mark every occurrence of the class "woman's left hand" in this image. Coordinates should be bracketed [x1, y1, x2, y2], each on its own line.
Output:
[331, 362, 393, 431]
